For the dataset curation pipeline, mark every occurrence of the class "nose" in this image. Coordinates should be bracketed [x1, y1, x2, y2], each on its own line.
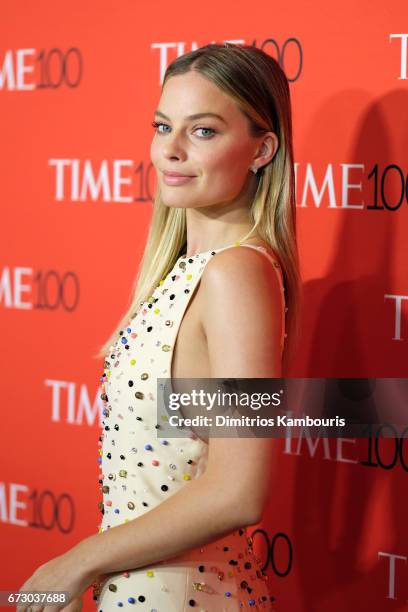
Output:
[161, 130, 187, 161]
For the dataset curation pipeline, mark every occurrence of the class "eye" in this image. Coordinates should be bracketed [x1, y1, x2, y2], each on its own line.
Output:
[151, 121, 170, 133]
[194, 127, 215, 138]
[151, 121, 216, 139]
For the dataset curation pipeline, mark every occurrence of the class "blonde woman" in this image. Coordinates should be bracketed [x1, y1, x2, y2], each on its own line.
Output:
[17, 43, 301, 611]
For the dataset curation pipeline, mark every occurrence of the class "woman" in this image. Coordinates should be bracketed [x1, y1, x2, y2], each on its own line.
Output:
[17, 42, 301, 611]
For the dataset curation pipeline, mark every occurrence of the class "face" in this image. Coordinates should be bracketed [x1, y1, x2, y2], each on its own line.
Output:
[150, 70, 274, 210]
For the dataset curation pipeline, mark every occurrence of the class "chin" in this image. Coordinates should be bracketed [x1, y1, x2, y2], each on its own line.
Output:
[160, 195, 207, 209]
[163, 202, 201, 210]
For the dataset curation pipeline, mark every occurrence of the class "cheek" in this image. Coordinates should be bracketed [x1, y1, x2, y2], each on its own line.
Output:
[150, 140, 159, 167]
[200, 146, 250, 190]
[204, 141, 250, 176]
[197, 153, 249, 203]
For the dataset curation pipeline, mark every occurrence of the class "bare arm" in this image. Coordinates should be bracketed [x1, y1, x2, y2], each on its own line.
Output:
[73, 471, 258, 578]
[73, 247, 283, 579]
[199, 246, 283, 519]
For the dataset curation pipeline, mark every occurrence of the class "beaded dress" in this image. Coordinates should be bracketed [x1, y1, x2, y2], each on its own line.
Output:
[94, 243, 286, 611]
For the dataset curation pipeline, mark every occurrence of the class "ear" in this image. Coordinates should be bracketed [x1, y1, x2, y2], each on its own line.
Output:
[253, 132, 279, 170]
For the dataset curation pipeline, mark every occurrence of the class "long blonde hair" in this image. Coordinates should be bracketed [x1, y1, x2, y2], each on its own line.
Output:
[95, 42, 302, 375]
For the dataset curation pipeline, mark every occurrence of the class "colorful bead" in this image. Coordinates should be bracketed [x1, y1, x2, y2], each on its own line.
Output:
[192, 582, 208, 592]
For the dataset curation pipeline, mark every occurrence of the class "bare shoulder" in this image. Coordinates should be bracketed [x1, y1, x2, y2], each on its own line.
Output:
[201, 245, 283, 308]
[199, 246, 284, 378]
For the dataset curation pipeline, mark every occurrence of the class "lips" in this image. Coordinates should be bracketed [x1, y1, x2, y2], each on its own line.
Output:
[163, 171, 195, 178]
[162, 172, 195, 185]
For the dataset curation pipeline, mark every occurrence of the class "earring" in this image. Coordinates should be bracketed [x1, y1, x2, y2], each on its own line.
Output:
[251, 166, 258, 174]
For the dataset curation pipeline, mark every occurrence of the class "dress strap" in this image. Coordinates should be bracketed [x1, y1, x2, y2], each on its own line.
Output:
[239, 243, 277, 261]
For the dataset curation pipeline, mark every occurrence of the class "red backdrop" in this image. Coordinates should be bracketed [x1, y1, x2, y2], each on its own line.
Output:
[1, 2, 407, 610]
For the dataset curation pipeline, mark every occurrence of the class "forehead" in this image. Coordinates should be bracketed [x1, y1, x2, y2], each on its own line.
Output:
[157, 71, 241, 121]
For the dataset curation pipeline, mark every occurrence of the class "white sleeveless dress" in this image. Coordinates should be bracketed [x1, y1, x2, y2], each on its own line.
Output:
[95, 243, 286, 611]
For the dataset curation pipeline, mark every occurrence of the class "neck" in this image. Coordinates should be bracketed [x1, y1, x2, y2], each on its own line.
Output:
[184, 193, 258, 257]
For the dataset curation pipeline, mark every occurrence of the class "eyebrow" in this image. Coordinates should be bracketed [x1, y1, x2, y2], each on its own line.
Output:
[154, 110, 227, 124]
